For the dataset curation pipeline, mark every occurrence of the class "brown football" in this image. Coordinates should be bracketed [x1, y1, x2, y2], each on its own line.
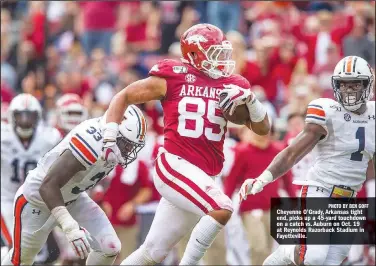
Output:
[219, 93, 249, 125]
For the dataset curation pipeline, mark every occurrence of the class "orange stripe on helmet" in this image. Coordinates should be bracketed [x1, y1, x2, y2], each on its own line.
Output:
[346, 56, 353, 73]
[133, 107, 146, 141]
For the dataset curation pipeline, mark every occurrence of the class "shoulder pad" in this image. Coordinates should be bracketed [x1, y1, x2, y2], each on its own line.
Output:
[68, 120, 102, 168]
[149, 59, 188, 79]
[305, 98, 334, 126]
[226, 74, 251, 89]
[305, 98, 335, 143]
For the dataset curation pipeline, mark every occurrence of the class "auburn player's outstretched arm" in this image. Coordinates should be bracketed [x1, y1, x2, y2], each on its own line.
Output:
[39, 150, 85, 210]
[239, 123, 326, 200]
[39, 149, 91, 259]
[106, 76, 167, 124]
[267, 123, 326, 180]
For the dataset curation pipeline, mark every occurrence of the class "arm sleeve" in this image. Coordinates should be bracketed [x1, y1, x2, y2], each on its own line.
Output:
[68, 130, 100, 169]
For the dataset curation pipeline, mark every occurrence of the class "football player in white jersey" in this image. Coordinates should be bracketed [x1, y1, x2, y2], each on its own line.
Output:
[1, 94, 62, 250]
[239, 56, 375, 265]
[1, 105, 147, 266]
[53, 94, 89, 266]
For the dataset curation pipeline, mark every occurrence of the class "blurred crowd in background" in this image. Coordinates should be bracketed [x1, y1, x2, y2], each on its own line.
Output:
[1, 1, 375, 265]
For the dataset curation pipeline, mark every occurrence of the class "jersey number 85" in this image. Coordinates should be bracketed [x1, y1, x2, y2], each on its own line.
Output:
[177, 97, 226, 141]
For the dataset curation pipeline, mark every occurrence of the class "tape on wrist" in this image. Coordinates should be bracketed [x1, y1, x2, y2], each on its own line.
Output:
[258, 170, 274, 184]
[246, 98, 267, 123]
[51, 206, 77, 232]
[103, 122, 119, 141]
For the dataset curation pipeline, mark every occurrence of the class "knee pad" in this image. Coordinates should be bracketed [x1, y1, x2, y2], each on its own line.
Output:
[144, 240, 169, 263]
[100, 234, 121, 257]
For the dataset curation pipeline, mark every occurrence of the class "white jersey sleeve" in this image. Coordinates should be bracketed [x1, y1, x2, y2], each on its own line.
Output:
[305, 98, 330, 143]
[68, 122, 102, 169]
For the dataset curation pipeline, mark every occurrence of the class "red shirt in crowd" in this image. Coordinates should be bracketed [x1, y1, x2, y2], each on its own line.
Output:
[242, 61, 278, 102]
[1, 83, 14, 104]
[103, 160, 152, 226]
[223, 142, 295, 213]
[61, 78, 91, 99]
[79, 2, 120, 31]
[291, 14, 354, 73]
[24, 10, 45, 58]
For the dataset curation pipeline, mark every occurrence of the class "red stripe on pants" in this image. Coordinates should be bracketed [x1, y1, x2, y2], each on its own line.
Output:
[1, 214, 12, 247]
[11, 195, 28, 266]
[160, 153, 220, 211]
[156, 157, 209, 214]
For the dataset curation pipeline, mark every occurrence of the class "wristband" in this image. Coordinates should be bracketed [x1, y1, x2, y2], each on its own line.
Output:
[246, 97, 267, 123]
[51, 206, 77, 232]
[103, 122, 119, 142]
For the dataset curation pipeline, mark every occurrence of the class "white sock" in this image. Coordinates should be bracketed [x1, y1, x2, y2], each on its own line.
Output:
[120, 246, 156, 265]
[86, 250, 118, 265]
[179, 215, 223, 265]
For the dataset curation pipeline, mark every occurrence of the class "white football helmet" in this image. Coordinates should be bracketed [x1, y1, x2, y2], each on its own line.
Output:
[332, 56, 374, 111]
[56, 93, 88, 132]
[8, 93, 42, 138]
[104, 105, 147, 167]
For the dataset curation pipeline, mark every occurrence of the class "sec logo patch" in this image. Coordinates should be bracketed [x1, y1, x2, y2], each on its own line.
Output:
[185, 74, 196, 83]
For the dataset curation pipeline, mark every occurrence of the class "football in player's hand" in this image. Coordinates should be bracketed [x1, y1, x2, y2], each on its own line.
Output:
[219, 93, 250, 125]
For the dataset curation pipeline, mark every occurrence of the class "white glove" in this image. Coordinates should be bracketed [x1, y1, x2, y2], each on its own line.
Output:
[239, 170, 274, 201]
[218, 84, 254, 115]
[100, 122, 125, 168]
[65, 224, 92, 259]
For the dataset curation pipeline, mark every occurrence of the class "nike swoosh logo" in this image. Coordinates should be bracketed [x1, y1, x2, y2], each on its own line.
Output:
[124, 126, 132, 132]
[230, 90, 244, 101]
[196, 239, 204, 245]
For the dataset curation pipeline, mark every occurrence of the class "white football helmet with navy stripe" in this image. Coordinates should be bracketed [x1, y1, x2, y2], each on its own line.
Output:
[116, 105, 147, 166]
[8, 93, 43, 138]
[332, 56, 374, 111]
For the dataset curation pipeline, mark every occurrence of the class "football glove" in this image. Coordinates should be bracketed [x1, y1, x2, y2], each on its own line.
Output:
[101, 122, 125, 168]
[219, 84, 254, 115]
[239, 170, 274, 201]
[64, 224, 92, 259]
